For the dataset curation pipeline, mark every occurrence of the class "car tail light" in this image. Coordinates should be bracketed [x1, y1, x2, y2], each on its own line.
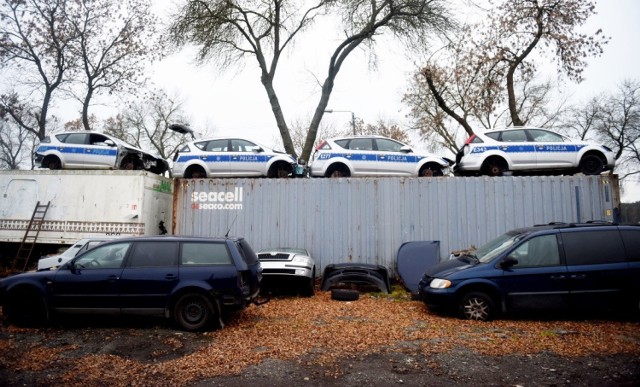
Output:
[464, 135, 477, 145]
[315, 140, 328, 151]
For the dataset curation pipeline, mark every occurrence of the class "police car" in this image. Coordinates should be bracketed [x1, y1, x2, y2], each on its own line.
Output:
[309, 135, 453, 178]
[171, 137, 297, 178]
[454, 127, 615, 176]
[34, 131, 169, 175]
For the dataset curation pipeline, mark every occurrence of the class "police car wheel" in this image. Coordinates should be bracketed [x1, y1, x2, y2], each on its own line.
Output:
[579, 154, 604, 175]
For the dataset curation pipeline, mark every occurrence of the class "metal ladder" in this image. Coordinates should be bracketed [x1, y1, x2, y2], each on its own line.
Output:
[12, 201, 51, 272]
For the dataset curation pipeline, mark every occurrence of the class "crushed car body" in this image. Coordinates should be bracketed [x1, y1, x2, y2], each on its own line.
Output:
[34, 131, 169, 175]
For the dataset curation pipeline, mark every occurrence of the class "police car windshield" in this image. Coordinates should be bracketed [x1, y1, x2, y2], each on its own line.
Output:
[477, 232, 523, 263]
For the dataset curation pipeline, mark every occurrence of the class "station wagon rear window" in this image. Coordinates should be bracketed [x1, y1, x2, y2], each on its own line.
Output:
[181, 242, 232, 265]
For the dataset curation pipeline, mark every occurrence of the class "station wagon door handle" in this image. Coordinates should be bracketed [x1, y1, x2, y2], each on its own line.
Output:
[107, 275, 119, 282]
[570, 274, 586, 279]
[165, 274, 177, 280]
[549, 275, 566, 280]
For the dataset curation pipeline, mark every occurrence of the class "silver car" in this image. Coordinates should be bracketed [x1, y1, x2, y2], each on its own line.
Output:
[309, 135, 452, 178]
[34, 131, 169, 175]
[454, 127, 616, 176]
[172, 137, 297, 178]
[257, 247, 316, 297]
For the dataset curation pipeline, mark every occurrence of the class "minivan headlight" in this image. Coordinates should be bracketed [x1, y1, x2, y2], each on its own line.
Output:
[430, 278, 452, 289]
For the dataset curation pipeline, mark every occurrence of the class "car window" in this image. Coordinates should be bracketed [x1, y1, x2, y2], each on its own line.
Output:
[178, 144, 190, 153]
[527, 129, 564, 142]
[348, 138, 374, 150]
[562, 230, 626, 265]
[181, 242, 232, 265]
[73, 242, 131, 269]
[236, 239, 258, 265]
[41, 136, 51, 144]
[231, 139, 260, 152]
[620, 229, 640, 261]
[477, 232, 523, 263]
[500, 130, 527, 142]
[485, 132, 500, 141]
[88, 134, 111, 145]
[509, 234, 560, 267]
[128, 241, 178, 267]
[334, 139, 349, 149]
[63, 133, 89, 144]
[375, 138, 404, 152]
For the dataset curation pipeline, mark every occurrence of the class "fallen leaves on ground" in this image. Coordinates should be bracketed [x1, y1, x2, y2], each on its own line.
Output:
[1, 291, 639, 386]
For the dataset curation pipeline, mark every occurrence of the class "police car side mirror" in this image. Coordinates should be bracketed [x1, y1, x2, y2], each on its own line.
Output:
[254, 146, 264, 153]
[400, 145, 412, 153]
[104, 140, 116, 147]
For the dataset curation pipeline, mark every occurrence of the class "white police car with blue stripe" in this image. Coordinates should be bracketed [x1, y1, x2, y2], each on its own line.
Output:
[309, 135, 452, 178]
[454, 127, 615, 176]
[172, 137, 297, 178]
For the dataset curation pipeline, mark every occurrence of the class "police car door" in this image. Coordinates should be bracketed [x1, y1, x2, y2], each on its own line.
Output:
[346, 137, 377, 175]
[527, 129, 575, 169]
[228, 139, 267, 177]
[58, 132, 90, 168]
[374, 137, 414, 176]
[499, 129, 537, 169]
[85, 133, 119, 168]
[200, 139, 231, 177]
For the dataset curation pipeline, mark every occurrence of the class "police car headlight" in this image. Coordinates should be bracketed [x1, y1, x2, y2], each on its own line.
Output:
[293, 256, 312, 266]
[463, 145, 470, 155]
[430, 278, 452, 289]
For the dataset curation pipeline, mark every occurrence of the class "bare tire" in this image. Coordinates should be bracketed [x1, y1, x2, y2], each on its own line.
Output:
[580, 154, 604, 175]
[482, 159, 507, 177]
[331, 288, 359, 301]
[173, 293, 215, 332]
[459, 291, 495, 321]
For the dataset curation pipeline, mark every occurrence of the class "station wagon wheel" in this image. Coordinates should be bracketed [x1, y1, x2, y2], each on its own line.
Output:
[419, 163, 444, 177]
[120, 157, 136, 170]
[184, 166, 206, 179]
[482, 158, 507, 177]
[44, 156, 61, 170]
[459, 291, 495, 321]
[327, 164, 350, 178]
[5, 290, 49, 327]
[579, 154, 604, 175]
[173, 293, 214, 332]
[268, 162, 292, 178]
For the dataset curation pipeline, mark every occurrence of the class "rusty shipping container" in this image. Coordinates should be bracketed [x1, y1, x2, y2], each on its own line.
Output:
[173, 175, 620, 277]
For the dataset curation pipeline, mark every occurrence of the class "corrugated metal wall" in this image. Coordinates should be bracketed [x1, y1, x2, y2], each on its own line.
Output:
[173, 175, 619, 277]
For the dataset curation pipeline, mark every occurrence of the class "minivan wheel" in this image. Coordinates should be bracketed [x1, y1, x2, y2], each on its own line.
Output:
[459, 292, 495, 321]
[173, 293, 215, 332]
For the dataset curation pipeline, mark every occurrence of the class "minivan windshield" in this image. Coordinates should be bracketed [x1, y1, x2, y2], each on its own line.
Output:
[476, 232, 524, 263]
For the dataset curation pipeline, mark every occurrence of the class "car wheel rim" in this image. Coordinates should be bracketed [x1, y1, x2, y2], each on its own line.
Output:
[463, 297, 489, 320]
[183, 300, 206, 323]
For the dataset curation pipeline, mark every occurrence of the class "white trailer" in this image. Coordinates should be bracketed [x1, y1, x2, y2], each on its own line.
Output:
[0, 170, 173, 245]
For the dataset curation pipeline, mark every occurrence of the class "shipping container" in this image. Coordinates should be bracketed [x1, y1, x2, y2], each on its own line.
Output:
[0, 170, 173, 245]
[173, 175, 620, 277]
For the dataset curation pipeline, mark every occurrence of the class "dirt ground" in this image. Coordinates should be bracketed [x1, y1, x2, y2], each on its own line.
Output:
[1, 290, 639, 387]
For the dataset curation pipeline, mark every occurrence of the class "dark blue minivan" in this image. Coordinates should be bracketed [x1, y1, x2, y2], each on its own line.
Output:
[418, 223, 640, 320]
